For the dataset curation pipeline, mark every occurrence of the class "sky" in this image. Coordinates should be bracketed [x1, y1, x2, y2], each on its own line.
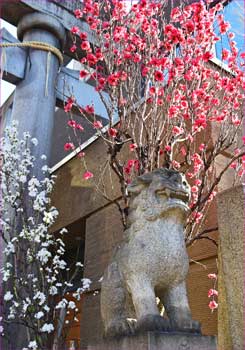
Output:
[0, 20, 17, 106]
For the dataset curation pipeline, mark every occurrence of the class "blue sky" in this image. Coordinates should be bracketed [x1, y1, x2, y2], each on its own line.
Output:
[0, 20, 16, 105]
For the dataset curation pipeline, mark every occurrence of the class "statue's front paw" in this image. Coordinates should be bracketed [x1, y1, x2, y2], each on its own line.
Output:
[105, 318, 136, 338]
[171, 319, 201, 334]
[137, 314, 172, 333]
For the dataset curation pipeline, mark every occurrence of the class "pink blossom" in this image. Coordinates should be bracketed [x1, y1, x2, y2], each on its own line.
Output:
[180, 147, 187, 156]
[77, 152, 85, 158]
[191, 186, 198, 193]
[80, 70, 88, 79]
[154, 70, 164, 82]
[219, 21, 230, 34]
[142, 66, 149, 77]
[172, 160, 180, 169]
[70, 26, 80, 35]
[194, 179, 202, 186]
[199, 144, 205, 152]
[193, 211, 203, 223]
[74, 9, 83, 18]
[108, 74, 119, 86]
[208, 273, 217, 280]
[80, 32, 88, 40]
[202, 52, 213, 62]
[165, 145, 171, 152]
[208, 289, 218, 298]
[229, 162, 237, 169]
[108, 128, 117, 138]
[70, 44, 77, 53]
[120, 71, 128, 81]
[83, 171, 94, 180]
[64, 143, 75, 151]
[93, 121, 103, 129]
[87, 53, 97, 65]
[149, 86, 156, 96]
[209, 300, 218, 311]
[222, 49, 230, 61]
[67, 120, 76, 128]
[85, 105, 95, 114]
[130, 143, 137, 151]
[172, 126, 183, 136]
[76, 124, 84, 131]
[81, 41, 91, 51]
[64, 97, 74, 113]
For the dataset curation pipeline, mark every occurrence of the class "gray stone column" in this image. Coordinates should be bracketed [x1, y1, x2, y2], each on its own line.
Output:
[216, 185, 244, 350]
[3, 13, 65, 350]
[11, 12, 65, 176]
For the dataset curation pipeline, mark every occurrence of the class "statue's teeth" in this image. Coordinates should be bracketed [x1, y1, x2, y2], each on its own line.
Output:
[165, 188, 171, 197]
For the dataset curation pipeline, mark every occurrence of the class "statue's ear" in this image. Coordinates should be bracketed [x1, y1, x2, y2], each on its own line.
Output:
[127, 181, 145, 194]
[127, 173, 152, 194]
[137, 172, 153, 184]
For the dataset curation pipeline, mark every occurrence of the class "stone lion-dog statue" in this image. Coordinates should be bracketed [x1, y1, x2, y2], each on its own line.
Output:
[101, 168, 201, 337]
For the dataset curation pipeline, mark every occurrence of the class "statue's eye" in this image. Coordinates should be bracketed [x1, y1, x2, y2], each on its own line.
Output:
[183, 181, 187, 186]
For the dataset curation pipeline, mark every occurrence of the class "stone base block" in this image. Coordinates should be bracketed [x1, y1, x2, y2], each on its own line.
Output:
[86, 332, 217, 350]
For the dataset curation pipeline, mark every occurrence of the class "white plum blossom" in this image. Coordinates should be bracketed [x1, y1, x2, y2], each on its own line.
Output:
[28, 178, 40, 197]
[40, 323, 54, 334]
[59, 228, 68, 234]
[19, 175, 27, 183]
[4, 291, 13, 301]
[43, 305, 50, 313]
[41, 165, 49, 172]
[23, 298, 31, 313]
[1, 267, 11, 282]
[0, 325, 3, 335]
[37, 248, 52, 265]
[49, 286, 58, 296]
[4, 242, 15, 256]
[0, 122, 91, 349]
[28, 340, 38, 350]
[43, 208, 59, 225]
[55, 299, 68, 309]
[82, 278, 91, 290]
[68, 301, 76, 309]
[33, 292, 46, 306]
[31, 138, 38, 146]
[34, 311, 44, 319]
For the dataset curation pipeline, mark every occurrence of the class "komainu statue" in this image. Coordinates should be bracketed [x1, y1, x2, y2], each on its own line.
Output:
[101, 168, 201, 337]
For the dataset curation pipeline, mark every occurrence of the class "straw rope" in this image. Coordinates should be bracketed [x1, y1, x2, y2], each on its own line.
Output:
[0, 41, 63, 65]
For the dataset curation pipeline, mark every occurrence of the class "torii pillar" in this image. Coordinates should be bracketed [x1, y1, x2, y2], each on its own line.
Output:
[11, 12, 65, 177]
[2, 12, 65, 350]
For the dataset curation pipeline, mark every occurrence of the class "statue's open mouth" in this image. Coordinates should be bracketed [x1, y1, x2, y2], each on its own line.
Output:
[157, 188, 189, 203]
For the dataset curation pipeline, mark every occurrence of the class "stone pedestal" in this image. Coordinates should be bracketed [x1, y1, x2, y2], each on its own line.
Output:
[86, 333, 217, 350]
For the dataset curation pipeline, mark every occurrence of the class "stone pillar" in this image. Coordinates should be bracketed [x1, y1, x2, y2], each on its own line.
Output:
[3, 13, 65, 350]
[216, 185, 244, 350]
[11, 12, 65, 177]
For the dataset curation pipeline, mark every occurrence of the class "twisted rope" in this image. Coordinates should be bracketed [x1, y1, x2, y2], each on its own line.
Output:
[0, 41, 63, 65]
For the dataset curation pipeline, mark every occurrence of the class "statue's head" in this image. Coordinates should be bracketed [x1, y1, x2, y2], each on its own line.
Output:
[127, 168, 191, 222]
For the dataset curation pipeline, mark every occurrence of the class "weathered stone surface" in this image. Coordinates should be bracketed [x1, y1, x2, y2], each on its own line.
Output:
[216, 185, 244, 350]
[101, 169, 200, 337]
[10, 12, 65, 177]
[86, 332, 217, 350]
